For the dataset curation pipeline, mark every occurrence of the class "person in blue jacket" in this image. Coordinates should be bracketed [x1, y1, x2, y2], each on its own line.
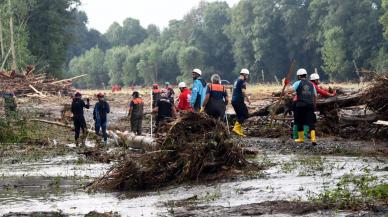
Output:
[93, 92, 110, 145]
[190, 68, 207, 112]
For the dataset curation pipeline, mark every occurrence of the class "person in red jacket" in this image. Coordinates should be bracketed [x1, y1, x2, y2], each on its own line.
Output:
[177, 82, 192, 111]
[309, 73, 336, 97]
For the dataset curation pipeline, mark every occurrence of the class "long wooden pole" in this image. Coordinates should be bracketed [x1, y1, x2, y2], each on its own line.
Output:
[269, 59, 296, 125]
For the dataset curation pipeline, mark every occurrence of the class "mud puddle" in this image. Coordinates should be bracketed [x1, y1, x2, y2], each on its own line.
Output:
[0, 153, 386, 216]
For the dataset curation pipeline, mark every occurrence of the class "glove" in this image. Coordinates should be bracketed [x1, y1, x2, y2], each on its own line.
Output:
[284, 79, 291, 86]
[199, 107, 204, 113]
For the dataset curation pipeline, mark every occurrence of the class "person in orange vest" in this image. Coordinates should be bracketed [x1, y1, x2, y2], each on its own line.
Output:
[177, 82, 192, 112]
[128, 91, 144, 135]
[152, 83, 161, 108]
[202, 74, 228, 120]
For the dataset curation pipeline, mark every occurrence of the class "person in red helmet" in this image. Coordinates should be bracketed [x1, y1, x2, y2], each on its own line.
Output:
[71, 91, 90, 146]
[93, 92, 110, 146]
[152, 83, 161, 108]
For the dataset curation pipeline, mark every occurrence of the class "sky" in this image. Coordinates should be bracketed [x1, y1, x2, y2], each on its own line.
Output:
[80, 0, 240, 33]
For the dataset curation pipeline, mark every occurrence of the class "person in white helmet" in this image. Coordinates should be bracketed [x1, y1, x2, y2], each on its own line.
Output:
[190, 68, 207, 112]
[287, 68, 318, 146]
[231, 68, 251, 136]
[177, 82, 192, 112]
[309, 73, 336, 97]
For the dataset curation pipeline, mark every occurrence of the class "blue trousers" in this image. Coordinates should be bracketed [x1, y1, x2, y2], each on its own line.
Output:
[95, 119, 108, 142]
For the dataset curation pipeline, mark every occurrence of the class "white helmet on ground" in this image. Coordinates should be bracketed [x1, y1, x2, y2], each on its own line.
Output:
[192, 68, 202, 76]
[310, 73, 320, 80]
[296, 68, 308, 76]
[240, 68, 250, 75]
[178, 82, 186, 88]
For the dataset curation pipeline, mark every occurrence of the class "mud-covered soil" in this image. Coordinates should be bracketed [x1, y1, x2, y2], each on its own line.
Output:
[168, 200, 388, 217]
[241, 137, 388, 157]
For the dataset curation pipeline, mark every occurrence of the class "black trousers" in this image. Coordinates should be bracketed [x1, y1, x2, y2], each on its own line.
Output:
[205, 100, 226, 120]
[294, 104, 316, 131]
[232, 101, 249, 124]
[73, 116, 87, 140]
[131, 116, 143, 135]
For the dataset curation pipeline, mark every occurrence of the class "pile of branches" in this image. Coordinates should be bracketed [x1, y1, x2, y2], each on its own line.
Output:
[365, 74, 388, 119]
[0, 68, 75, 97]
[88, 112, 252, 191]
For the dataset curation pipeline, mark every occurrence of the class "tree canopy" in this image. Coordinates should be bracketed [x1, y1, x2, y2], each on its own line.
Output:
[1, 0, 387, 86]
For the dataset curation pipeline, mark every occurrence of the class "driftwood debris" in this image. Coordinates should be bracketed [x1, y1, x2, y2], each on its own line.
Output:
[0, 68, 78, 97]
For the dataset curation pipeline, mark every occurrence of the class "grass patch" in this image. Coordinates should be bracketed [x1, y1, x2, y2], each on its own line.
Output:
[308, 173, 387, 210]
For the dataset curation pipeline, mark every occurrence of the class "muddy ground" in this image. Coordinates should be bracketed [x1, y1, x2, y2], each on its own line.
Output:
[0, 90, 387, 217]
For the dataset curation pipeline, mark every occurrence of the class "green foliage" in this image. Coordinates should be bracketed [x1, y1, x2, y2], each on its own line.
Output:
[177, 46, 205, 82]
[104, 46, 130, 85]
[309, 173, 387, 209]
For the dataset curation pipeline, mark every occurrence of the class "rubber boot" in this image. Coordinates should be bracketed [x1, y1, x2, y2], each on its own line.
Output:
[75, 139, 79, 147]
[232, 122, 245, 137]
[292, 125, 298, 139]
[310, 130, 317, 146]
[304, 125, 310, 139]
[294, 131, 304, 143]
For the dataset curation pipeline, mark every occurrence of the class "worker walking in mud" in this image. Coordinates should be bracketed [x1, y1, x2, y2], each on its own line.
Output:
[286, 68, 318, 146]
[310, 73, 336, 97]
[153, 90, 176, 131]
[190, 68, 207, 112]
[202, 74, 228, 120]
[128, 91, 144, 135]
[71, 92, 90, 146]
[177, 82, 192, 112]
[231, 69, 250, 136]
[93, 92, 110, 145]
[152, 84, 161, 108]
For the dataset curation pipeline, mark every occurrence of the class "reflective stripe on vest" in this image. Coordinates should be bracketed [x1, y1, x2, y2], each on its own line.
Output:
[209, 84, 225, 92]
[133, 98, 143, 105]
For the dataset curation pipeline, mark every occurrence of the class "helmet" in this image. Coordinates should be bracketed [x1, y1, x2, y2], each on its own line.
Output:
[192, 68, 202, 76]
[153, 83, 159, 88]
[75, 91, 82, 97]
[132, 91, 139, 98]
[165, 82, 170, 85]
[96, 92, 104, 98]
[296, 68, 308, 76]
[310, 73, 320, 80]
[178, 82, 186, 88]
[240, 68, 250, 75]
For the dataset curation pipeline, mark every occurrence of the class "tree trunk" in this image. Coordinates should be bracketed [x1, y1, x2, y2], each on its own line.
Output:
[0, 15, 4, 62]
[8, 0, 17, 70]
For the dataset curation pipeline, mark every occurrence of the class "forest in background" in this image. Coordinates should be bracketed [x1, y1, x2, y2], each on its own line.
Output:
[2, 0, 388, 88]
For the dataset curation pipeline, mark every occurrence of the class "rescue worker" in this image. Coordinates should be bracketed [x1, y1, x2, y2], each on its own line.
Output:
[2, 88, 17, 119]
[152, 83, 161, 108]
[164, 82, 175, 104]
[286, 68, 318, 146]
[202, 74, 228, 120]
[177, 82, 192, 112]
[71, 92, 90, 146]
[153, 90, 176, 129]
[128, 91, 144, 135]
[93, 92, 110, 145]
[190, 68, 207, 112]
[310, 73, 336, 97]
[231, 69, 251, 136]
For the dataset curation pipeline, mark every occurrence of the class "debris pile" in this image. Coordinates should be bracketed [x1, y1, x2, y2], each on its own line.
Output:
[248, 75, 388, 139]
[88, 112, 253, 191]
[0, 69, 80, 97]
[365, 75, 388, 119]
